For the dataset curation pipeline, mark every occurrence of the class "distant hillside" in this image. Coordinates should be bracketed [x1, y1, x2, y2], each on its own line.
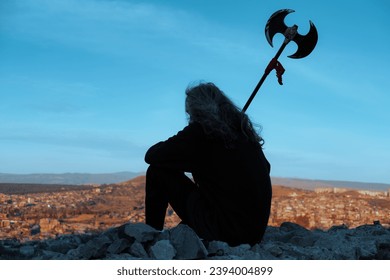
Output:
[1, 172, 388, 191]
[0, 172, 143, 185]
[0, 183, 95, 195]
[271, 177, 390, 191]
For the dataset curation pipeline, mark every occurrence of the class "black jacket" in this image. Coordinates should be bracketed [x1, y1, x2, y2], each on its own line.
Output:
[145, 122, 272, 245]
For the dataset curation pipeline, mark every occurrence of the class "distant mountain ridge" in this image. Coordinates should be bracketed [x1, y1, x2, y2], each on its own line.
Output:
[0, 172, 143, 185]
[271, 177, 390, 191]
[0, 172, 389, 191]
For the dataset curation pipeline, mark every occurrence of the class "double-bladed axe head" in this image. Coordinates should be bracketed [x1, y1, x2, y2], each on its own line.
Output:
[265, 9, 318, 59]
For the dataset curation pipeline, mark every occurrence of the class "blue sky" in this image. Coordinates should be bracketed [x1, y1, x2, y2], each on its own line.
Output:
[1, 0, 389, 184]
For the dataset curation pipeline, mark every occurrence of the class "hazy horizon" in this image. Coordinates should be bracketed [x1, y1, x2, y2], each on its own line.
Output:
[1, 171, 390, 189]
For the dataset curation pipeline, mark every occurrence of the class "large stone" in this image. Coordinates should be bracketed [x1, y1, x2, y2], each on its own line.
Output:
[19, 245, 35, 258]
[207, 240, 230, 257]
[67, 235, 111, 260]
[0, 243, 21, 259]
[328, 224, 349, 232]
[280, 222, 310, 233]
[229, 243, 251, 256]
[272, 242, 312, 260]
[262, 226, 282, 242]
[169, 224, 208, 259]
[276, 222, 318, 247]
[313, 231, 359, 260]
[45, 235, 82, 254]
[122, 223, 158, 243]
[129, 241, 149, 259]
[103, 227, 120, 241]
[149, 240, 176, 260]
[289, 234, 318, 247]
[67, 244, 93, 260]
[376, 242, 390, 259]
[305, 246, 336, 260]
[107, 238, 131, 255]
[85, 235, 112, 259]
[154, 229, 170, 242]
[356, 242, 378, 259]
[260, 243, 283, 258]
[353, 224, 388, 238]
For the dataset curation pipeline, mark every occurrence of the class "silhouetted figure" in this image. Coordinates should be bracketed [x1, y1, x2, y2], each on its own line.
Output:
[145, 82, 272, 246]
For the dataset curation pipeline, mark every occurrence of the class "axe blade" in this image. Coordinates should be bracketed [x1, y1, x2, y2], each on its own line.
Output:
[265, 9, 295, 47]
[288, 20, 318, 59]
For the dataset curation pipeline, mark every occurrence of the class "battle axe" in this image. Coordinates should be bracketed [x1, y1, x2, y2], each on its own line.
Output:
[242, 9, 318, 112]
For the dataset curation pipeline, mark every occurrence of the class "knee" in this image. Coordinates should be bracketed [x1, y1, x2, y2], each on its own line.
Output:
[146, 165, 174, 185]
[146, 165, 183, 178]
[146, 165, 166, 178]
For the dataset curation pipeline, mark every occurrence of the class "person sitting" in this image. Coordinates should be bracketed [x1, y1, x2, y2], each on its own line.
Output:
[144, 82, 272, 246]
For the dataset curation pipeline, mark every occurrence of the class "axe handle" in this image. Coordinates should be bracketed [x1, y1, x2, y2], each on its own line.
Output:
[242, 41, 288, 112]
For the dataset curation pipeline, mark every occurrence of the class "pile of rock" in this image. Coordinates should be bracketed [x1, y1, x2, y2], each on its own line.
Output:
[0, 222, 389, 260]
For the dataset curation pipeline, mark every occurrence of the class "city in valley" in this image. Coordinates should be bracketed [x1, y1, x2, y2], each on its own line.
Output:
[0, 176, 389, 241]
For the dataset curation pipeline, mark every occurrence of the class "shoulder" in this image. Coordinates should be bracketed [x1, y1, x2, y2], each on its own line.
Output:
[178, 122, 205, 137]
[186, 121, 203, 131]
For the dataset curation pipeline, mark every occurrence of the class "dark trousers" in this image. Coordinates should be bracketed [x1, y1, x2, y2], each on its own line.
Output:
[145, 165, 216, 240]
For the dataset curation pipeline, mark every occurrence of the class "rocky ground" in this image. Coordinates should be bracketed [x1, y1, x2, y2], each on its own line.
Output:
[0, 222, 389, 260]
